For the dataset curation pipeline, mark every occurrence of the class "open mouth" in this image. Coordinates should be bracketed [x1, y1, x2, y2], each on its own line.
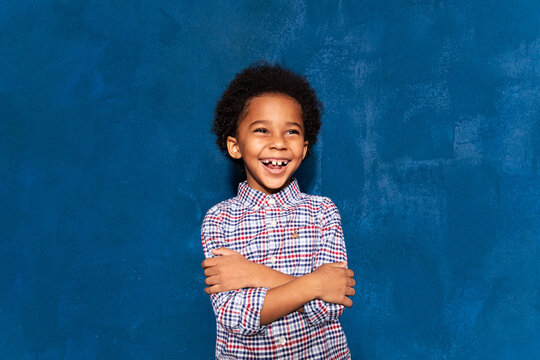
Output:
[261, 159, 289, 170]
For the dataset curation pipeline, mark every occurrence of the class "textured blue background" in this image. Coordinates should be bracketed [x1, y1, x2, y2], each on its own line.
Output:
[1, 1, 539, 359]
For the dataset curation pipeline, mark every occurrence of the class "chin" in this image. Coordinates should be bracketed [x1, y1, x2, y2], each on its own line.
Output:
[263, 178, 290, 192]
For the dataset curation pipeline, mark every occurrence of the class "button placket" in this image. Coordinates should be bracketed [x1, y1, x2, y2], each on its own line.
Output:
[265, 207, 277, 254]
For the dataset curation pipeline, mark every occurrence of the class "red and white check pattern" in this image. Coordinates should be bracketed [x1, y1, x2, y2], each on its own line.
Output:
[202, 180, 351, 359]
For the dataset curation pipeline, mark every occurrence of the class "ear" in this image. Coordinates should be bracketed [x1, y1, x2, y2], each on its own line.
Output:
[302, 141, 309, 159]
[227, 136, 242, 159]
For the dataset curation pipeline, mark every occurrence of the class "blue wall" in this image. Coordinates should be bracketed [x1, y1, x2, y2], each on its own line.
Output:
[1, 1, 539, 359]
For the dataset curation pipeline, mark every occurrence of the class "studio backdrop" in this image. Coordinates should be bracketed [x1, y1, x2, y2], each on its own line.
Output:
[1, 1, 539, 359]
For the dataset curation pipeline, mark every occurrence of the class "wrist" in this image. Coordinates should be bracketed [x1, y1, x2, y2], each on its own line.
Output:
[249, 262, 265, 288]
[302, 272, 321, 300]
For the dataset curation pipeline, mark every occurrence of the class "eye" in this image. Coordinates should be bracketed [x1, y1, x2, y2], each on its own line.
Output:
[286, 129, 300, 135]
[254, 128, 269, 134]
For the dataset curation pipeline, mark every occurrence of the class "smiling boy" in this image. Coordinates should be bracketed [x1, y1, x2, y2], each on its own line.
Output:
[201, 63, 355, 359]
[228, 94, 307, 194]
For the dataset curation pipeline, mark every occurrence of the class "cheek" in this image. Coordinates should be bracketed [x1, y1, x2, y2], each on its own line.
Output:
[293, 141, 307, 156]
[247, 137, 266, 148]
[240, 139, 261, 157]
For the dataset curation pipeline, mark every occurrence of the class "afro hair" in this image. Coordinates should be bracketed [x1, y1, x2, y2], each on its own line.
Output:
[212, 62, 323, 160]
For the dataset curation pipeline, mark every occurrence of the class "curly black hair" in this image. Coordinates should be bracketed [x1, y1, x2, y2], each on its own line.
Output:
[212, 62, 323, 160]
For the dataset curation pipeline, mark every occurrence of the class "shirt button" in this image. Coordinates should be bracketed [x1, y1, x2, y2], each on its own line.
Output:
[267, 198, 275, 205]
[269, 220, 277, 227]
[278, 336, 286, 345]
[271, 256, 277, 264]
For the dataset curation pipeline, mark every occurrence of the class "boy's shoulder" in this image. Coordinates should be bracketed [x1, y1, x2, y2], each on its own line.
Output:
[296, 192, 336, 209]
[202, 195, 244, 220]
[299, 193, 341, 221]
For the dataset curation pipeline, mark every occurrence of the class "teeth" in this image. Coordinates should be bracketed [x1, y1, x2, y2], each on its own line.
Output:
[262, 160, 289, 166]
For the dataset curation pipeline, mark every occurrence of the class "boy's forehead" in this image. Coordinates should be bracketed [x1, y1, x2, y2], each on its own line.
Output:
[244, 93, 301, 114]
[239, 94, 303, 126]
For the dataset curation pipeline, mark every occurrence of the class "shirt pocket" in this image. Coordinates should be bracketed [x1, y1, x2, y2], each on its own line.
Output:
[283, 225, 320, 276]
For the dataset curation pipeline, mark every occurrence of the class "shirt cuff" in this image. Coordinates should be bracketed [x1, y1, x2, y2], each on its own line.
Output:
[303, 299, 344, 325]
[213, 287, 270, 336]
[242, 287, 269, 334]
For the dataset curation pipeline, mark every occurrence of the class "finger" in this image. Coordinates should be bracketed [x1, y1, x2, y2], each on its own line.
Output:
[204, 267, 219, 277]
[343, 297, 353, 308]
[347, 278, 356, 287]
[346, 287, 356, 296]
[204, 284, 221, 295]
[212, 247, 237, 256]
[204, 275, 220, 286]
[211, 248, 225, 256]
[345, 269, 354, 278]
[201, 257, 217, 268]
[329, 262, 347, 268]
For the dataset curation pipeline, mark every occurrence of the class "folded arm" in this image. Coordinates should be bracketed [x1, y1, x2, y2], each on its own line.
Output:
[202, 247, 296, 293]
[302, 199, 351, 324]
[201, 199, 354, 331]
[201, 210, 269, 335]
[202, 248, 354, 325]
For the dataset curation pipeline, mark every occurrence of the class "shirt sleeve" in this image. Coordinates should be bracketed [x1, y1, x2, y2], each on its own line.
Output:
[201, 206, 269, 336]
[302, 198, 348, 325]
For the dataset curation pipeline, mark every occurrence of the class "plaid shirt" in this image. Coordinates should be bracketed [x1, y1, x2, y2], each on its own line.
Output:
[201, 179, 351, 359]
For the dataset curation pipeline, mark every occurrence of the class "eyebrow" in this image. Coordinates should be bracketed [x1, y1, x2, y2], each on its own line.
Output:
[248, 120, 270, 126]
[249, 120, 303, 128]
[285, 121, 303, 128]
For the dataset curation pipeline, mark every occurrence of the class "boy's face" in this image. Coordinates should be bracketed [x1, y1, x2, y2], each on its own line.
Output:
[227, 93, 308, 194]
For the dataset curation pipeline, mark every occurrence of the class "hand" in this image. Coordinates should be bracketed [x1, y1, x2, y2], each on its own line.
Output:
[201, 248, 259, 294]
[310, 262, 356, 307]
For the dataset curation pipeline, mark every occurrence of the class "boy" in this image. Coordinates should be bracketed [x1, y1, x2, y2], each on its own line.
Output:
[201, 63, 355, 359]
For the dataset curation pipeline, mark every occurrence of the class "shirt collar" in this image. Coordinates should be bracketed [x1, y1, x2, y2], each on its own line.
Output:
[237, 179, 302, 209]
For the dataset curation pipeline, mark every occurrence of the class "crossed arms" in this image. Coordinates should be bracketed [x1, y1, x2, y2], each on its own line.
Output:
[201, 200, 356, 334]
[202, 248, 356, 325]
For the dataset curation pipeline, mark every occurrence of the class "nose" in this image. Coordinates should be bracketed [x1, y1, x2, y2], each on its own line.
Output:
[269, 133, 286, 150]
